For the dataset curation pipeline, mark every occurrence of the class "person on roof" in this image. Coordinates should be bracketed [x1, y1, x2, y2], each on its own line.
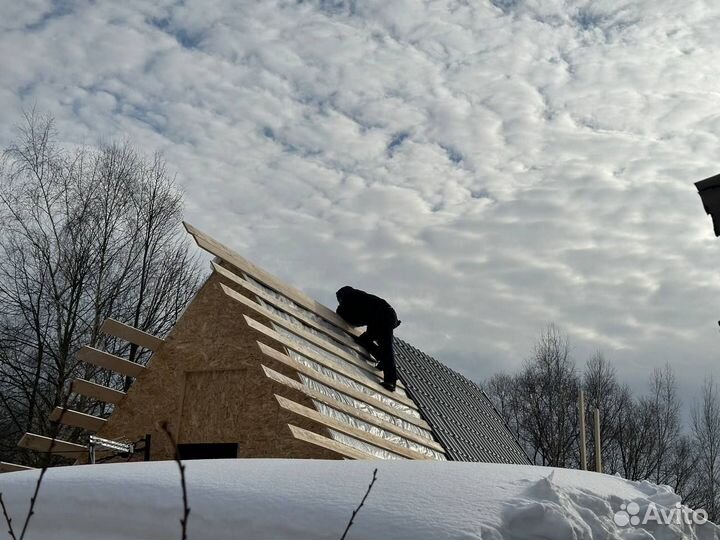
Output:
[335, 286, 401, 392]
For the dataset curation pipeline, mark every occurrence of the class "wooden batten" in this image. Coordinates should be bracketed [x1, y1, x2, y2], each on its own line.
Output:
[224, 285, 377, 369]
[101, 318, 164, 351]
[72, 378, 126, 404]
[213, 262, 365, 353]
[276, 395, 428, 460]
[262, 364, 444, 453]
[18, 433, 86, 455]
[258, 347, 429, 431]
[76, 346, 145, 378]
[287, 424, 376, 460]
[254, 332, 415, 409]
[245, 313, 399, 391]
[0, 461, 35, 473]
[184, 222, 359, 335]
[49, 407, 106, 432]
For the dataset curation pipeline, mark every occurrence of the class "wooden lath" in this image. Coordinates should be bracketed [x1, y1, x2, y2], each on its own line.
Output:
[72, 378, 126, 404]
[213, 262, 366, 354]
[101, 318, 164, 351]
[252, 325, 415, 408]
[245, 310, 408, 393]
[276, 395, 429, 460]
[258, 345, 430, 430]
[17, 433, 86, 455]
[0, 461, 35, 473]
[287, 424, 376, 460]
[77, 346, 145, 377]
[239, 295, 395, 388]
[184, 222, 360, 336]
[224, 285, 380, 371]
[262, 364, 444, 453]
[49, 407, 106, 432]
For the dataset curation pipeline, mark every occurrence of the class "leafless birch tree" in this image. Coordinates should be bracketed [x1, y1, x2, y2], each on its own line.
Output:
[0, 112, 202, 464]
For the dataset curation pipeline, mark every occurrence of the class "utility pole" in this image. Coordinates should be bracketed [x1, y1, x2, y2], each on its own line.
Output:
[594, 408, 602, 473]
[579, 390, 587, 471]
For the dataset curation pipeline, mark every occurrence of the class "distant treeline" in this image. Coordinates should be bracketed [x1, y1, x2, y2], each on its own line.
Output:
[485, 323, 720, 520]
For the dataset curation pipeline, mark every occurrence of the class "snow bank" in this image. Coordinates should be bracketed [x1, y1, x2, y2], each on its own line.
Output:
[0, 460, 716, 539]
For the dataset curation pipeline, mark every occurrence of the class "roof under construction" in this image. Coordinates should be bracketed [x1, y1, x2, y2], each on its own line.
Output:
[9, 223, 529, 468]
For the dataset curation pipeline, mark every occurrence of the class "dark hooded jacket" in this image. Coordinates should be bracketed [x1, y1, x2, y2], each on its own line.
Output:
[335, 286, 398, 328]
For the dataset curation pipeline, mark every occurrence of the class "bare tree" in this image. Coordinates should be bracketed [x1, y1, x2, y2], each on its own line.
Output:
[614, 366, 680, 484]
[0, 112, 202, 464]
[583, 352, 628, 474]
[515, 324, 579, 466]
[484, 327, 702, 504]
[665, 435, 700, 508]
[485, 372, 523, 440]
[648, 365, 681, 485]
[617, 393, 659, 480]
[692, 377, 720, 521]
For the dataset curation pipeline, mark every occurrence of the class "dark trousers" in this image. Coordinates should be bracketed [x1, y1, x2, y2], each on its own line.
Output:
[357, 311, 397, 386]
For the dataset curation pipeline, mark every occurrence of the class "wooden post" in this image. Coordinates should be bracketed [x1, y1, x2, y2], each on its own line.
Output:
[579, 390, 587, 471]
[144, 434, 152, 461]
[594, 407, 602, 473]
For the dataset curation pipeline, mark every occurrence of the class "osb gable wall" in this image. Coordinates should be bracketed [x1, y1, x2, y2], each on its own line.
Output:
[92, 270, 340, 461]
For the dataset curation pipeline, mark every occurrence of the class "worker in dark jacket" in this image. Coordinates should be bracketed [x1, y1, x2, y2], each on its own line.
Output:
[335, 286, 400, 391]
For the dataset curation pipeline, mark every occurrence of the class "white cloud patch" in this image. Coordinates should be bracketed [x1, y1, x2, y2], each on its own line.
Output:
[2, 0, 720, 404]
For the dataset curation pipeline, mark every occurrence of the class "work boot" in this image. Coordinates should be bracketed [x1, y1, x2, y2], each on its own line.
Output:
[381, 381, 396, 392]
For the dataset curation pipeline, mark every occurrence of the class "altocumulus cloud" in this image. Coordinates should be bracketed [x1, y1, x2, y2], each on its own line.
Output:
[2, 0, 720, 402]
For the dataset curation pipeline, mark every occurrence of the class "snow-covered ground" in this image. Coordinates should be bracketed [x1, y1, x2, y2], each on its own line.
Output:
[0, 459, 717, 539]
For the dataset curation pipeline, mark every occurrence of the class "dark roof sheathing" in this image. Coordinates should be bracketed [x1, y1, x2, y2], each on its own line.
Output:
[394, 338, 530, 464]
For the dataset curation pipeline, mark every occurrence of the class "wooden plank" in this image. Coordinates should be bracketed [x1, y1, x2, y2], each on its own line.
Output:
[72, 378, 126, 404]
[287, 424, 376, 460]
[248, 317, 413, 404]
[225, 285, 384, 380]
[0, 461, 35, 473]
[242, 308, 403, 390]
[276, 395, 427, 460]
[49, 407, 106, 432]
[76, 346, 145, 377]
[17, 433, 86, 455]
[184, 222, 359, 335]
[262, 365, 444, 453]
[101, 318, 164, 351]
[223, 284, 381, 378]
[258, 344, 430, 430]
[243, 306, 402, 389]
[213, 262, 366, 354]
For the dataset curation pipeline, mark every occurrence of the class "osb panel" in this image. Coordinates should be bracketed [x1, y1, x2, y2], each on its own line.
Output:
[178, 369, 247, 444]
[91, 272, 342, 462]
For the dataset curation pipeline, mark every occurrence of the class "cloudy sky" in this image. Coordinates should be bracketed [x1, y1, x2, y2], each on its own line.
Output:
[2, 0, 720, 407]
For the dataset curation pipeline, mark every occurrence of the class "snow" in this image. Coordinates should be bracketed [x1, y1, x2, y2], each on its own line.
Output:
[0, 460, 717, 540]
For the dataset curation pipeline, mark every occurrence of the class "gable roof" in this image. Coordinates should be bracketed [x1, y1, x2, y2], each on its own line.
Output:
[395, 339, 530, 464]
[13, 222, 530, 466]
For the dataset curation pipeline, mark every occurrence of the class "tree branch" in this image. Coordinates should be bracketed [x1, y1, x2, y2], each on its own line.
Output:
[158, 421, 190, 540]
[0, 493, 18, 540]
[340, 468, 378, 540]
[18, 387, 71, 539]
